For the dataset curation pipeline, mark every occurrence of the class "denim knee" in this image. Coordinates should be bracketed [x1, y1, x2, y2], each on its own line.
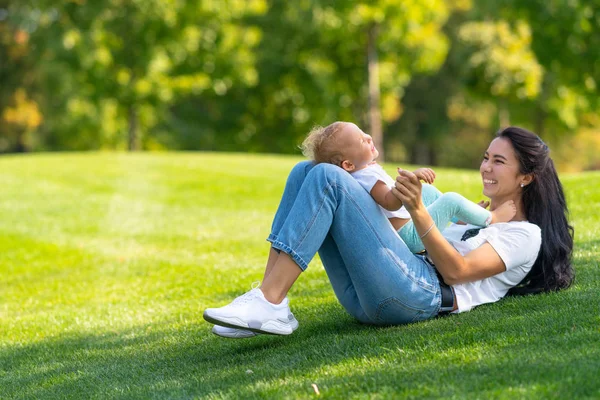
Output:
[290, 160, 315, 179]
[281, 160, 315, 194]
[310, 162, 348, 181]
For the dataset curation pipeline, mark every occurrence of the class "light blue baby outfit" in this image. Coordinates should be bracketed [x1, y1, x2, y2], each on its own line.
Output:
[351, 163, 492, 253]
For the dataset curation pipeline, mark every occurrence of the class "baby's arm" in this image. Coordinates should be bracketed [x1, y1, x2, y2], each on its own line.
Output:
[370, 181, 404, 211]
[369, 168, 436, 211]
[412, 168, 436, 184]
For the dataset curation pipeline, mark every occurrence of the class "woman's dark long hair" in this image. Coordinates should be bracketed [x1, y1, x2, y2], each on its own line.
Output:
[497, 127, 574, 295]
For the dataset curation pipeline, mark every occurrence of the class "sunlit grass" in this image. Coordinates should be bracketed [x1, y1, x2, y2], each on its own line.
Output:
[0, 152, 598, 399]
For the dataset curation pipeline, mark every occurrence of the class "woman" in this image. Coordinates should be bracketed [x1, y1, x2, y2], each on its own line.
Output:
[204, 126, 574, 337]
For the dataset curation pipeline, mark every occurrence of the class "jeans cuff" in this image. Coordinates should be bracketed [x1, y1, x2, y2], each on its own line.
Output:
[266, 236, 309, 271]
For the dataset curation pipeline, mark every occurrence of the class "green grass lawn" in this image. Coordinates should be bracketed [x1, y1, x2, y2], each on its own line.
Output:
[1, 152, 599, 399]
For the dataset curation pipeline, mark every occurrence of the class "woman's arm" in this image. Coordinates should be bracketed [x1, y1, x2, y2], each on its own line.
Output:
[393, 170, 505, 285]
[409, 207, 505, 284]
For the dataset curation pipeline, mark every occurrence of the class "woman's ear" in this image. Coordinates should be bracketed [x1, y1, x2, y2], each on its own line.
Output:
[522, 173, 534, 187]
[341, 160, 355, 172]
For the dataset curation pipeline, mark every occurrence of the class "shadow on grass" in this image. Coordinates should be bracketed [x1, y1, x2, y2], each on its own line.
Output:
[2, 278, 599, 400]
[0, 305, 369, 399]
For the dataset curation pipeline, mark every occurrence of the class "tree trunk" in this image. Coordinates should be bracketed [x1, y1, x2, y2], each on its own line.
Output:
[429, 143, 437, 166]
[412, 140, 431, 165]
[128, 105, 139, 151]
[367, 23, 384, 161]
[15, 129, 28, 153]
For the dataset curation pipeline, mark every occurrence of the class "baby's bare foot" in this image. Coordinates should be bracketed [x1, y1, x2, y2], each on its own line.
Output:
[490, 200, 516, 224]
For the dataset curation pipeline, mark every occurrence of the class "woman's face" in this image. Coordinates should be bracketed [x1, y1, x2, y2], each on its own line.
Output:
[480, 137, 529, 202]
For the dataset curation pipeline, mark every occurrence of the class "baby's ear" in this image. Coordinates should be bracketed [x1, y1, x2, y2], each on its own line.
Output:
[341, 160, 355, 172]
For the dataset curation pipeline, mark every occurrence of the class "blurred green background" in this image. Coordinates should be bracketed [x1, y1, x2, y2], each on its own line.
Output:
[1, 0, 599, 171]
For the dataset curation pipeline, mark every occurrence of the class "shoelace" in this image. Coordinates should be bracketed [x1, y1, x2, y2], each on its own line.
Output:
[231, 281, 262, 305]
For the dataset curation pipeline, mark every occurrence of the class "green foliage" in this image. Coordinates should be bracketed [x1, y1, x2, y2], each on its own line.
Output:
[1, 1, 600, 170]
[0, 0, 41, 152]
[0, 153, 598, 398]
[8, 0, 267, 150]
[169, 0, 455, 153]
[462, 1, 600, 131]
[459, 20, 543, 100]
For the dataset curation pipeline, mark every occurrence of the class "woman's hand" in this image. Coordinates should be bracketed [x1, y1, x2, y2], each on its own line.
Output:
[392, 168, 424, 212]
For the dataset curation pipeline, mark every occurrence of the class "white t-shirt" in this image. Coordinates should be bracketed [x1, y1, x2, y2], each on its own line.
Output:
[351, 163, 411, 219]
[442, 221, 542, 312]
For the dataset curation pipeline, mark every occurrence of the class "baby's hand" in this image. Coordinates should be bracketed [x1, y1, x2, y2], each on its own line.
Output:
[412, 168, 436, 184]
[477, 200, 490, 209]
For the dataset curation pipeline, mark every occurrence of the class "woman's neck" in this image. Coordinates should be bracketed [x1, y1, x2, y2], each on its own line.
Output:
[490, 197, 527, 222]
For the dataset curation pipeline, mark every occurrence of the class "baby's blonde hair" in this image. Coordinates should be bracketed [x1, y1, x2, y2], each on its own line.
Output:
[300, 121, 346, 166]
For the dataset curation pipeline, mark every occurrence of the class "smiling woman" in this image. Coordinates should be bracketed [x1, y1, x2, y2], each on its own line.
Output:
[203, 126, 574, 338]
[481, 138, 533, 208]
[494, 128, 575, 294]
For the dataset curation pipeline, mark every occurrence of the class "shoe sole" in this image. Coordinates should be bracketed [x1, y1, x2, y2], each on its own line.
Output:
[203, 310, 294, 336]
[212, 327, 258, 339]
[211, 318, 299, 339]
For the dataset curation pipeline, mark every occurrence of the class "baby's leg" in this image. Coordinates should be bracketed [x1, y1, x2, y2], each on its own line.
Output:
[420, 183, 443, 207]
[438, 195, 515, 225]
[435, 192, 492, 227]
[398, 192, 491, 253]
[398, 221, 426, 253]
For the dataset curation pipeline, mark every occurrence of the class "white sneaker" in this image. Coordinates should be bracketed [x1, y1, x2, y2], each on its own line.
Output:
[211, 312, 299, 339]
[203, 288, 297, 335]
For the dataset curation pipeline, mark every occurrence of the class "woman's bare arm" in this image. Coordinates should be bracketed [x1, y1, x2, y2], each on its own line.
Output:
[393, 170, 505, 284]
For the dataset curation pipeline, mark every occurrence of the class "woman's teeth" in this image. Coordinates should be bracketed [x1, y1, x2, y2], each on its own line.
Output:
[483, 179, 497, 184]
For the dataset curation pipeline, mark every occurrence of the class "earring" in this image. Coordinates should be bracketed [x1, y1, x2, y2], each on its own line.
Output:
[520, 183, 525, 188]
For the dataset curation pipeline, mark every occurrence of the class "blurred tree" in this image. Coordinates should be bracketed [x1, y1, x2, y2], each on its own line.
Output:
[459, 1, 600, 136]
[160, 0, 266, 151]
[389, 4, 472, 165]
[2, 88, 42, 151]
[396, 0, 600, 169]
[0, 0, 42, 152]
[2, 0, 598, 170]
[177, 0, 458, 157]
[341, 0, 455, 161]
[458, 20, 543, 127]
[11, 0, 266, 150]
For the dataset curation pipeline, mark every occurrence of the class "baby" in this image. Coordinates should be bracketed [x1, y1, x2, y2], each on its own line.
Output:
[300, 121, 516, 253]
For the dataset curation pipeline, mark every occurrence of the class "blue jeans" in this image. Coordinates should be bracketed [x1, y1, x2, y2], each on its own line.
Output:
[267, 161, 444, 325]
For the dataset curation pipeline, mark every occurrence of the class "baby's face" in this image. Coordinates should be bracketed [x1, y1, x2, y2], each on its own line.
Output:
[338, 123, 379, 171]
